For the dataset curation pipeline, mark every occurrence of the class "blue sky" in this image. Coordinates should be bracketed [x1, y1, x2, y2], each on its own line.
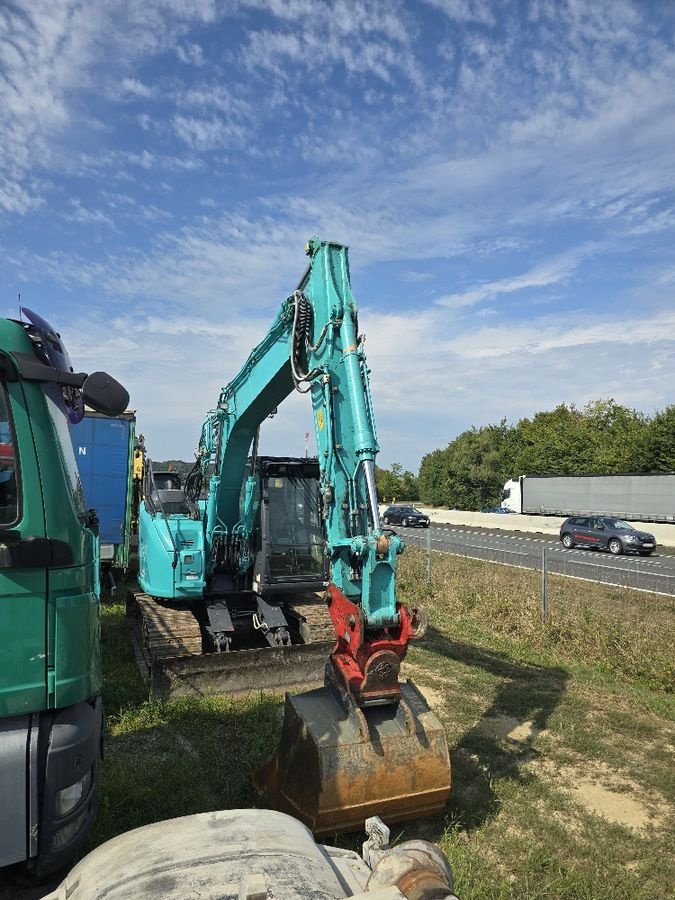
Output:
[1, 0, 674, 471]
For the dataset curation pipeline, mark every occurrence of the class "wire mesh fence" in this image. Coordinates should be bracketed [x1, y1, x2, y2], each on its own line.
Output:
[405, 529, 675, 628]
[399, 528, 675, 690]
[403, 528, 675, 602]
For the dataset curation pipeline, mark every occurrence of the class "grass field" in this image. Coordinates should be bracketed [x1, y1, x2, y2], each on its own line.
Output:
[89, 553, 675, 899]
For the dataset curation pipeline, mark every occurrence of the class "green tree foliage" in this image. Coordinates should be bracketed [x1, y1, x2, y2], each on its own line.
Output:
[514, 404, 591, 475]
[582, 399, 647, 472]
[514, 400, 647, 475]
[419, 399, 669, 510]
[375, 463, 419, 502]
[641, 405, 675, 471]
[419, 421, 514, 509]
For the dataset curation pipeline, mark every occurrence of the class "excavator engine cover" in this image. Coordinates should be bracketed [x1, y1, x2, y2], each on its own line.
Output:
[254, 680, 451, 835]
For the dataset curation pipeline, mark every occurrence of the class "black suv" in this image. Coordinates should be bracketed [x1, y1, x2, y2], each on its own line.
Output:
[382, 505, 430, 528]
[559, 516, 656, 556]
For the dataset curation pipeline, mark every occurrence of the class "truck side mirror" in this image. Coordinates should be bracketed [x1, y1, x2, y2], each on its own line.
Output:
[82, 372, 129, 417]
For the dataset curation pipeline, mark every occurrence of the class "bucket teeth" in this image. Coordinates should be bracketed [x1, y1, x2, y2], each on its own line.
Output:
[253, 680, 451, 835]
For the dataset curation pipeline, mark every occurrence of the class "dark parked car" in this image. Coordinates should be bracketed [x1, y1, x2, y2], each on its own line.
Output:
[559, 516, 656, 556]
[382, 505, 430, 527]
[481, 506, 515, 514]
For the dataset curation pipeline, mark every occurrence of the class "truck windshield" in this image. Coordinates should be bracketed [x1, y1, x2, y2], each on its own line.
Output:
[0, 384, 19, 525]
[267, 474, 324, 581]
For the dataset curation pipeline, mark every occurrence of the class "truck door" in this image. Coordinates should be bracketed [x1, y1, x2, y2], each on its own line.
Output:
[0, 377, 47, 718]
[39, 386, 102, 709]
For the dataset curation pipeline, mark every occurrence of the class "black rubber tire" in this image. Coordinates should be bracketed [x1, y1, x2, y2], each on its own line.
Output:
[561, 533, 574, 548]
[608, 538, 623, 555]
[383, 516, 390, 525]
[402, 518, 409, 527]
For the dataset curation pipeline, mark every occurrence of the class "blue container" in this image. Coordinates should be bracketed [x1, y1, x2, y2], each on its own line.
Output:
[70, 411, 135, 567]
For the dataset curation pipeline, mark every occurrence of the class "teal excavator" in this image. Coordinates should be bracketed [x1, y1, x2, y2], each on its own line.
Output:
[135, 238, 451, 833]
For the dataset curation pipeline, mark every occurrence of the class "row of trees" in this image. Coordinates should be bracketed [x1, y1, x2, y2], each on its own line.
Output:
[374, 400, 675, 511]
[374, 462, 419, 503]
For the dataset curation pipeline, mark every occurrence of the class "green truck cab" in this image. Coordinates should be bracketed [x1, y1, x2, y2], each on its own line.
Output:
[0, 311, 127, 875]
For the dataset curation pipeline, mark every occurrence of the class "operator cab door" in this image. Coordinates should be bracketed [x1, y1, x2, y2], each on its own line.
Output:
[0, 376, 47, 718]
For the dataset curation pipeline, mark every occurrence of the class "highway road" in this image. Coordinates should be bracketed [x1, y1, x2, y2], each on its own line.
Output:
[400, 523, 675, 597]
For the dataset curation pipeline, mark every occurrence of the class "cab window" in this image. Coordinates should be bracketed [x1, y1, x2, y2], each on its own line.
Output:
[0, 385, 19, 525]
[44, 384, 86, 517]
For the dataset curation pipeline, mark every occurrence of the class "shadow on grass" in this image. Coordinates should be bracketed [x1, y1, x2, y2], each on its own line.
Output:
[98, 590, 567, 848]
[95, 592, 284, 847]
[424, 625, 569, 832]
[89, 690, 282, 850]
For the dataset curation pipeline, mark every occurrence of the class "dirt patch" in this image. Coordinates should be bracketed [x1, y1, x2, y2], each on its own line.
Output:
[476, 714, 545, 744]
[534, 799, 584, 836]
[414, 683, 446, 711]
[535, 758, 669, 832]
[402, 662, 457, 711]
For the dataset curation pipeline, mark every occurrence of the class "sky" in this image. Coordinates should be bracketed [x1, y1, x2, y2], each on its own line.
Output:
[1, 0, 674, 472]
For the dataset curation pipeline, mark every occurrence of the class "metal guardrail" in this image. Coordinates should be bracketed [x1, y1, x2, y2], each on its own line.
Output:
[403, 528, 675, 608]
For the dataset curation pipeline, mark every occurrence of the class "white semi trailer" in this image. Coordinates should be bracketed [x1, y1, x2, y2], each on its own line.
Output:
[501, 474, 675, 523]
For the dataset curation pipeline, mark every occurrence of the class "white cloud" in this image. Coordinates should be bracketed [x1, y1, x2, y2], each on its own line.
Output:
[65, 199, 114, 226]
[240, 0, 423, 86]
[358, 298, 675, 466]
[1, 0, 674, 470]
[435, 251, 586, 309]
[175, 41, 204, 65]
[444, 310, 675, 361]
[119, 77, 155, 98]
[172, 114, 249, 150]
[423, 0, 496, 26]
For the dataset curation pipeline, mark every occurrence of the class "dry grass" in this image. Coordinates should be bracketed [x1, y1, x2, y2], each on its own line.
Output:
[398, 549, 675, 692]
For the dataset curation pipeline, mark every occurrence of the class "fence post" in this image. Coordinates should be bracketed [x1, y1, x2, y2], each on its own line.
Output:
[541, 547, 549, 623]
[426, 525, 432, 582]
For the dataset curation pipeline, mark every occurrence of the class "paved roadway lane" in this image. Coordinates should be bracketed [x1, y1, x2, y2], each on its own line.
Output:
[399, 523, 675, 596]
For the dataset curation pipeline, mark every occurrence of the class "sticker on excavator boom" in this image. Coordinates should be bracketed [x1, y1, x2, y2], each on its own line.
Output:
[317, 409, 325, 431]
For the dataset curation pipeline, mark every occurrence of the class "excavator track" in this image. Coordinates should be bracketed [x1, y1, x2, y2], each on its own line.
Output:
[127, 586, 334, 699]
[285, 593, 336, 644]
[137, 595, 204, 658]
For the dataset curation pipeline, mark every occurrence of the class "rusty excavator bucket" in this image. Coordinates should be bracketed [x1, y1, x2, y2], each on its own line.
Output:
[254, 678, 451, 836]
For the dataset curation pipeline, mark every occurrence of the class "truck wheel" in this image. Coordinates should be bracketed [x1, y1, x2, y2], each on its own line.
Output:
[561, 533, 574, 548]
[608, 538, 623, 555]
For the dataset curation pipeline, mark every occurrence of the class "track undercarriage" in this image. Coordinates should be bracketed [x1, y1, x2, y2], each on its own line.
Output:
[127, 587, 335, 698]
